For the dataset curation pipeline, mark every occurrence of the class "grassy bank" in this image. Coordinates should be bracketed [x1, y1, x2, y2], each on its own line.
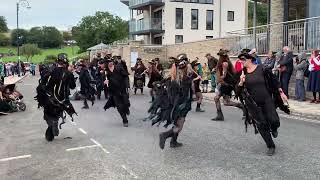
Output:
[0, 46, 86, 64]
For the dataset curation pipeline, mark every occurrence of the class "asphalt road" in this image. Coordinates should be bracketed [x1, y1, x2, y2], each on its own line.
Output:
[0, 76, 320, 180]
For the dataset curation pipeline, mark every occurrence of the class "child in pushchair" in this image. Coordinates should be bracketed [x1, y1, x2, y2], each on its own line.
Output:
[0, 84, 26, 112]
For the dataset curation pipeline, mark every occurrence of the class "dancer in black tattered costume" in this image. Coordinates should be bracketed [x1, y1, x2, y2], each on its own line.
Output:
[236, 53, 290, 156]
[104, 59, 130, 127]
[146, 55, 193, 149]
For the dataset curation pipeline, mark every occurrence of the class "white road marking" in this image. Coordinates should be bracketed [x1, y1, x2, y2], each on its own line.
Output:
[66, 145, 99, 152]
[78, 128, 88, 135]
[90, 138, 110, 154]
[121, 165, 139, 179]
[0, 155, 31, 162]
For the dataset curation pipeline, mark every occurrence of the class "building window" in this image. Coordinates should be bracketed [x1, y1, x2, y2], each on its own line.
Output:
[137, 10, 143, 15]
[171, 0, 213, 4]
[206, 10, 213, 30]
[227, 11, 234, 21]
[175, 35, 183, 43]
[191, 9, 198, 29]
[206, 36, 213, 39]
[176, 8, 183, 29]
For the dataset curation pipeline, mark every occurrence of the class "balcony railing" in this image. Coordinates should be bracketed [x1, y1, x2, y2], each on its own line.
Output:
[227, 16, 320, 54]
[129, 0, 164, 9]
[129, 18, 163, 34]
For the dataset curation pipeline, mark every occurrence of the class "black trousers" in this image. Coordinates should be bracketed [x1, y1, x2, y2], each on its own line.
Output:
[113, 94, 130, 124]
[256, 99, 280, 148]
[44, 109, 61, 136]
[280, 72, 292, 98]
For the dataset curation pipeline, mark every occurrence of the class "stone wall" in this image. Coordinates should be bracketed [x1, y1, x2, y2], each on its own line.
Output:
[165, 37, 238, 64]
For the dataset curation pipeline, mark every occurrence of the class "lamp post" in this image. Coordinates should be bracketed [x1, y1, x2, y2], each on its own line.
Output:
[16, 0, 31, 77]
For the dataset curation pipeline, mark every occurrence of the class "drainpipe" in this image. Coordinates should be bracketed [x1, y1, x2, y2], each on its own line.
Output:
[219, 0, 222, 38]
[149, 5, 152, 44]
[253, 0, 257, 49]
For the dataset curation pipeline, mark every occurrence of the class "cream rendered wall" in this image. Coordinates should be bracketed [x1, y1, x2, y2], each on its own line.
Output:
[163, 0, 216, 45]
[219, 0, 247, 37]
[162, 0, 247, 45]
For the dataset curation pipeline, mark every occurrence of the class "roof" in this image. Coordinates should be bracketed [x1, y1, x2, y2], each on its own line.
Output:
[87, 42, 109, 51]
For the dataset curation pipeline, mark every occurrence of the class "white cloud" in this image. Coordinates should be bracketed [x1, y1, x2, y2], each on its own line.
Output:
[0, 0, 129, 30]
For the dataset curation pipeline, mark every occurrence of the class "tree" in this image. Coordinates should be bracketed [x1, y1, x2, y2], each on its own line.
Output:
[0, 33, 10, 46]
[0, 16, 8, 33]
[248, 1, 268, 27]
[20, 44, 42, 62]
[62, 31, 72, 41]
[11, 29, 29, 46]
[72, 11, 129, 52]
[41, 26, 63, 48]
[27, 27, 44, 46]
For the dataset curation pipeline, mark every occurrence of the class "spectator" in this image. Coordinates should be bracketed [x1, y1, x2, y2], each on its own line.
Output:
[263, 51, 276, 71]
[294, 52, 308, 101]
[249, 48, 262, 64]
[278, 46, 294, 98]
[30, 63, 36, 76]
[272, 51, 282, 80]
[201, 63, 210, 93]
[234, 55, 245, 73]
[307, 50, 320, 103]
[0, 61, 4, 84]
[205, 53, 218, 92]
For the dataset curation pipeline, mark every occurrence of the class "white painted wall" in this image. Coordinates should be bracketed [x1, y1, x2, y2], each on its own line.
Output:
[162, 0, 247, 44]
[219, 0, 247, 37]
[127, 0, 247, 45]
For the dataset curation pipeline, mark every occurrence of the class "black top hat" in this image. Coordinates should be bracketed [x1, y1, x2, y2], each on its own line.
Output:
[217, 49, 229, 56]
[238, 53, 256, 62]
[191, 60, 200, 67]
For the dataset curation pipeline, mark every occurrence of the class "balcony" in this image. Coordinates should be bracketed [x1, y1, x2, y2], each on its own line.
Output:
[129, 18, 164, 35]
[227, 16, 320, 54]
[120, 0, 129, 6]
[129, 0, 164, 10]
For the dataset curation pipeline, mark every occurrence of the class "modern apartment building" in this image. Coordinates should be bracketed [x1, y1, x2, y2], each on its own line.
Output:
[121, 0, 248, 45]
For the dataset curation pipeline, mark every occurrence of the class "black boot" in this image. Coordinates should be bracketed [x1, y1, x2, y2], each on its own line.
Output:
[120, 112, 129, 127]
[170, 133, 183, 148]
[134, 88, 137, 95]
[82, 99, 89, 109]
[211, 110, 224, 121]
[45, 126, 54, 141]
[159, 129, 174, 149]
[196, 103, 205, 112]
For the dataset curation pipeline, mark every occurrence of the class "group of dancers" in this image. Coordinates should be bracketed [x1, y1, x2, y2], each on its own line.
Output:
[35, 49, 290, 156]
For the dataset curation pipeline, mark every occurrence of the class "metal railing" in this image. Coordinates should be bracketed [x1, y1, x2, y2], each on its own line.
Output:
[129, 18, 162, 33]
[227, 16, 320, 54]
[129, 0, 163, 7]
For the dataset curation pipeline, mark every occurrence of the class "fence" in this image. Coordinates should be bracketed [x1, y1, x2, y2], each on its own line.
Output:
[227, 16, 320, 54]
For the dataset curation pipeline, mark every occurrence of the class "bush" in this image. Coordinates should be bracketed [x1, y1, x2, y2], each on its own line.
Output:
[0, 33, 10, 46]
[43, 55, 57, 64]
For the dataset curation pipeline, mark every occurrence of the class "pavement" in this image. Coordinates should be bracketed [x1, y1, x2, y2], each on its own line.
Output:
[202, 91, 320, 120]
[0, 75, 320, 180]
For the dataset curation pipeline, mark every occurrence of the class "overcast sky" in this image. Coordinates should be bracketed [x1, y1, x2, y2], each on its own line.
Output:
[0, 0, 130, 30]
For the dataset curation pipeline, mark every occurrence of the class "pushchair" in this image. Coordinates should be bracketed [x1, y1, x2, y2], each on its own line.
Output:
[2, 84, 26, 112]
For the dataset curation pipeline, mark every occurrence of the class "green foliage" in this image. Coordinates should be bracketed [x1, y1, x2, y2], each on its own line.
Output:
[11, 29, 29, 46]
[0, 16, 8, 33]
[72, 11, 129, 52]
[0, 46, 85, 64]
[27, 27, 43, 46]
[62, 31, 72, 41]
[11, 27, 63, 48]
[41, 27, 63, 48]
[0, 33, 11, 46]
[248, 1, 268, 27]
[20, 44, 42, 62]
[43, 55, 57, 64]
